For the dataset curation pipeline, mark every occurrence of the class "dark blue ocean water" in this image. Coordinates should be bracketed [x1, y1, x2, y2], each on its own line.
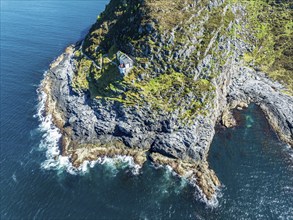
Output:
[1, 1, 293, 219]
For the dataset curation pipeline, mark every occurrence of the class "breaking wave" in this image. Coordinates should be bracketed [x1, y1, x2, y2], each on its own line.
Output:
[192, 180, 222, 208]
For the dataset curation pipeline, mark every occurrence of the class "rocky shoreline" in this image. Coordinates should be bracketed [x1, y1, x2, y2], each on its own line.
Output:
[228, 67, 293, 146]
[38, 0, 292, 203]
[40, 42, 292, 202]
[41, 45, 221, 201]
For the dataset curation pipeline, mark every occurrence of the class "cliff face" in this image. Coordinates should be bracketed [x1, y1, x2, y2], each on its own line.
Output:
[42, 0, 293, 201]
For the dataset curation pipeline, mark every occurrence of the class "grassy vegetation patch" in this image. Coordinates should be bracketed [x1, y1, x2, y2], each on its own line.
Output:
[126, 71, 215, 119]
[144, 0, 194, 31]
[72, 57, 92, 91]
[71, 0, 236, 119]
[240, 0, 293, 94]
[70, 0, 292, 125]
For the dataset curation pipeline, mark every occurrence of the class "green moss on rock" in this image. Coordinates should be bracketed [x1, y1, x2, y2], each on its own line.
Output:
[240, 0, 293, 94]
[71, 0, 292, 122]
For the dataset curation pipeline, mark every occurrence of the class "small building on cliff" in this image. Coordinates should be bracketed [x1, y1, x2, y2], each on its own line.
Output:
[117, 51, 133, 76]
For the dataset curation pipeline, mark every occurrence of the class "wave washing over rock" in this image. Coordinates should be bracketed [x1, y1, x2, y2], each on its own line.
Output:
[37, 0, 293, 205]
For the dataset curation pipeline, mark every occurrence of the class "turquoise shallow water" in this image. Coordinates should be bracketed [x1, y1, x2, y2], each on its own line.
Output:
[1, 1, 293, 219]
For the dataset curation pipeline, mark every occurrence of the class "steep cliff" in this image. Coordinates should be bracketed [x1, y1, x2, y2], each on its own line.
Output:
[42, 0, 293, 202]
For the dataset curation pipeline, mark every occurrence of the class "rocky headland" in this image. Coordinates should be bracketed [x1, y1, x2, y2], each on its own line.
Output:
[40, 0, 293, 201]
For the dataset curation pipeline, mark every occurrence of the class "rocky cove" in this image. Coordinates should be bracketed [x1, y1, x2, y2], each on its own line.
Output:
[40, 0, 293, 202]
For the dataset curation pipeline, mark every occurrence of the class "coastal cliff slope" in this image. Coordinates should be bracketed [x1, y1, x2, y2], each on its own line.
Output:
[42, 0, 293, 201]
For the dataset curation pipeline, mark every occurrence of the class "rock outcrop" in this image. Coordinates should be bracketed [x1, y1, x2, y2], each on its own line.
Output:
[228, 67, 293, 145]
[40, 0, 293, 202]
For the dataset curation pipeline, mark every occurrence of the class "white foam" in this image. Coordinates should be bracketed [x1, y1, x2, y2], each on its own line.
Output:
[36, 74, 78, 174]
[35, 83, 60, 166]
[193, 181, 221, 208]
[83, 155, 142, 175]
[60, 155, 143, 176]
[12, 173, 17, 183]
[284, 144, 293, 164]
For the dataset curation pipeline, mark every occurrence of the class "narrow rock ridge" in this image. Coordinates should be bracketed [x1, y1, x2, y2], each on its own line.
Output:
[150, 152, 220, 201]
[40, 0, 293, 201]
